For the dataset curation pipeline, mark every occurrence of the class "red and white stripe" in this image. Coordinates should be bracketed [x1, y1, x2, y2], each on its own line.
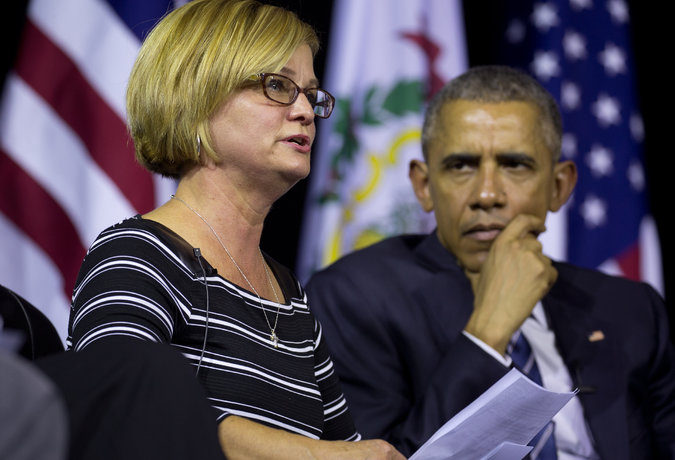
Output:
[0, 0, 175, 341]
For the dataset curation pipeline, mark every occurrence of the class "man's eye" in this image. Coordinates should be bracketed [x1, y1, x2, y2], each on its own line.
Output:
[502, 160, 530, 170]
[446, 160, 471, 170]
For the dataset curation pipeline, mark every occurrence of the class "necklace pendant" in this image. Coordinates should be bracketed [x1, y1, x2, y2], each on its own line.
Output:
[270, 331, 278, 348]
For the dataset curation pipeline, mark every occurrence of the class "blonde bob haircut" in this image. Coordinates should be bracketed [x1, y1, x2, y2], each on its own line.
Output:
[126, 0, 319, 178]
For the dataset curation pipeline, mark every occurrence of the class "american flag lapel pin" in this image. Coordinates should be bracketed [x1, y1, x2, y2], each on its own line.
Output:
[588, 330, 605, 342]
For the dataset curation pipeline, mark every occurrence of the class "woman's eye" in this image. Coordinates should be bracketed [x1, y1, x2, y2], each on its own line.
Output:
[267, 79, 287, 93]
[305, 92, 318, 106]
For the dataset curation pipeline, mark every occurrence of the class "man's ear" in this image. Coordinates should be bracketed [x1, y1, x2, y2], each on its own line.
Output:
[549, 160, 577, 212]
[409, 159, 434, 213]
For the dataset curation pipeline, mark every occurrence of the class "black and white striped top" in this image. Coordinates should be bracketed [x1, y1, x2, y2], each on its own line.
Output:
[67, 216, 359, 441]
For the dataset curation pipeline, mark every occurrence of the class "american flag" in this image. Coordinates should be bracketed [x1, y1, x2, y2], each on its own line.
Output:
[498, 0, 663, 293]
[0, 0, 180, 341]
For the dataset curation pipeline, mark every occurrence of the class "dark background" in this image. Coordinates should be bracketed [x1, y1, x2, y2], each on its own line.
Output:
[1, 1, 669, 305]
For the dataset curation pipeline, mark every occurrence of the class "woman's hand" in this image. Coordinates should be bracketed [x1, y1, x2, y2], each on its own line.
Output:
[219, 416, 406, 459]
[320, 439, 407, 459]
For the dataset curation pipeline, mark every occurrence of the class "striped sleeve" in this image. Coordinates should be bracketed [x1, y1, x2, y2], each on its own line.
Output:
[313, 316, 361, 441]
[67, 225, 192, 351]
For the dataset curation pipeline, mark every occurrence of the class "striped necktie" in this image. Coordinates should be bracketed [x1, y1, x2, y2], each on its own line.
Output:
[510, 332, 558, 460]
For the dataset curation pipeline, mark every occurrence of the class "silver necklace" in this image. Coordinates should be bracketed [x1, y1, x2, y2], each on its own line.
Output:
[171, 194, 281, 347]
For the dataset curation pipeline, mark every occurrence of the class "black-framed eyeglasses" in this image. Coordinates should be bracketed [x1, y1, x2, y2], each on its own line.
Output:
[249, 73, 335, 119]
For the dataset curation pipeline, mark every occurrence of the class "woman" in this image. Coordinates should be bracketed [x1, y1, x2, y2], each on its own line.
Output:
[66, 0, 405, 458]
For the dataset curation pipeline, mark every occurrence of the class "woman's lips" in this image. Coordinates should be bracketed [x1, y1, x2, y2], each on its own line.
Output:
[282, 134, 311, 153]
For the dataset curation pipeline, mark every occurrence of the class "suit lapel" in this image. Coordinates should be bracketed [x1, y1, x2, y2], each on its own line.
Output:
[410, 233, 475, 348]
[544, 267, 630, 460]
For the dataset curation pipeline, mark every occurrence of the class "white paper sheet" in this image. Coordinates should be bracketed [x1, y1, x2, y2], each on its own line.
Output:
[409, 368, 576, 460]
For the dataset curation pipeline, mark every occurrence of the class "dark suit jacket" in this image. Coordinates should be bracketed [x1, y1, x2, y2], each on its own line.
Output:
[307, 232, 675, 459]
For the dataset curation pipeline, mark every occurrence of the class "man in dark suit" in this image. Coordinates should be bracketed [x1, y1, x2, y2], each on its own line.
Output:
[306, 66, 675, 459]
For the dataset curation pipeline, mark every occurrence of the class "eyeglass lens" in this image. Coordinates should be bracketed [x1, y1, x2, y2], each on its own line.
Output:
[262, 74, 333, 118]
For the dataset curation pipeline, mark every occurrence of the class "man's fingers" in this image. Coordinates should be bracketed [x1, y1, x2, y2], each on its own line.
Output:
[517, 235, 544, 252]
[497, 214, 546, 242]
[546, 261, 558, 286]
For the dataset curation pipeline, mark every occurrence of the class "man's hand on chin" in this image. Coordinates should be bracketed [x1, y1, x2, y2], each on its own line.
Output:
[464, 214, 557, 355]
